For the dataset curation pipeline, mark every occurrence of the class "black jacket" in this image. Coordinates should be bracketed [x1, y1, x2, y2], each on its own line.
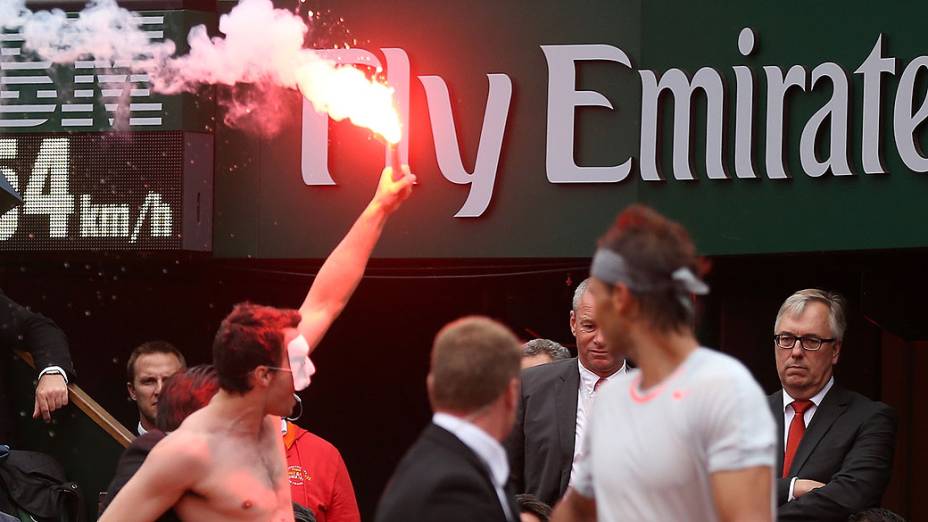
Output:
[0, 449, 83, 522]
[100, 430, 176, 521]
[505, 357, 579, 506]
[0, 291, 76, 443]
[376, 423, 518, 522]
[770, 385, 897, 521]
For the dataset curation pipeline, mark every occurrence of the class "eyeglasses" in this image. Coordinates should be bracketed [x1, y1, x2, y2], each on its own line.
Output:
[773, 334, 836, 352]
[267, 366, 292, 374]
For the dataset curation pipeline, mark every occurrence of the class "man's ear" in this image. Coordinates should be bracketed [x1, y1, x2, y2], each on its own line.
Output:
[127, 382, 136, 401]
[832, 340, 842, 365]
[426, 373, 436, 408]
[253, 366, 272, 388]
[506, 377, 520, 409]
[569, 310, 578, 336]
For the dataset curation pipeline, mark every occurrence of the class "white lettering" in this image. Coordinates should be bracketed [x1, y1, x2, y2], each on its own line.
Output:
[799, 63, 853, 177]
[541, 44, 633, 183]
[419, 73, 512, 217]
[640, 67, 728, 180]
[893, 56, 928, 172]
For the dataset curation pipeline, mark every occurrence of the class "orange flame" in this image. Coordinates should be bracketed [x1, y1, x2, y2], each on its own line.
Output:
[294, 59, 402, 144]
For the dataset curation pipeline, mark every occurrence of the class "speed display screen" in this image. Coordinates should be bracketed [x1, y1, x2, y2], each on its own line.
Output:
[0, 131, 192, 251]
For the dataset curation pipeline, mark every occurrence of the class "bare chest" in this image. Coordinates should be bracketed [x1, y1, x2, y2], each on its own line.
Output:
[176, 436, 289, 521]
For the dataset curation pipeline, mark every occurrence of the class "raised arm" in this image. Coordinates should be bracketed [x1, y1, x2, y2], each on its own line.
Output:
[297, 165, 414, 351]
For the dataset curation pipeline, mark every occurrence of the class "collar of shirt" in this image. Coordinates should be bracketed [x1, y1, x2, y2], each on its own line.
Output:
[137, 421, 147, 436]
[577, 358, 626, 397]
[432, 412, 509, 488]
[782, 376, 835, 412]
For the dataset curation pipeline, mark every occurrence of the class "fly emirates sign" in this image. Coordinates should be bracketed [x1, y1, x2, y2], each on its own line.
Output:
[301, 29, 926, 217]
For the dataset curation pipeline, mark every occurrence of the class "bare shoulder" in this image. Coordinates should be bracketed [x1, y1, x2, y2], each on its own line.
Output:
[147, 425, 213, 472]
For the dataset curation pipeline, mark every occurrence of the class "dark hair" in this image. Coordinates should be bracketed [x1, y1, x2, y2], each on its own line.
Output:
[429, 316, 521, 413]
[598, 204, 703, 333]
[126, 341, 186, 384]
[522, 338, 570, 362]
[516, 494, 552, 522]
[848, 508, 906, 522]
[212, 302, 301, 394]
[155, 365, 220, 431]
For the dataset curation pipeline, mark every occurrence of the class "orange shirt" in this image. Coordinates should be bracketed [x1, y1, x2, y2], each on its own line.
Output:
[283, 421, 361, 522]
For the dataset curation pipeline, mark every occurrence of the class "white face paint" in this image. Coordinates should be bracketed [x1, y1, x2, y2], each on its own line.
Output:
[287, 334, 316, 391]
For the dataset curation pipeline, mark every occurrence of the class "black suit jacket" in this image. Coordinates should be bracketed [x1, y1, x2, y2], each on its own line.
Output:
[376, 423, 518, 522]
[0, 291, 75, 443]
[769, 385, 896, 522]
[101, 430, 168, 515]
[505, 357, 579, 506]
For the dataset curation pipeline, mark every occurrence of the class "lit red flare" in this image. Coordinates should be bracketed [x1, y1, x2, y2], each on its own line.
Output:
[295, 58, 402, 145]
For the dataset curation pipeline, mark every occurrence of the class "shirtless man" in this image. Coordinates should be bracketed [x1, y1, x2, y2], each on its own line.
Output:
[100, 164, 414, 521]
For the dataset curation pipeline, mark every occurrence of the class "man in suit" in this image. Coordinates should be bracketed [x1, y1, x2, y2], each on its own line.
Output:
[103, 365, 219, 521]
[506, 278, 626, 506]
[520, 339, 570, 369]
[126, 341, 186, 436]
[553, 205, 774, 522]
[376, 316, 523, 522]
[769, 289, 897, 521]
[0, 291, 75, 443]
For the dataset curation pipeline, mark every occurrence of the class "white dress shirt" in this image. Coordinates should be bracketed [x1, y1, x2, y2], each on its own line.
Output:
[433, 412, 513, 521]
[137, 421, 147, 436]
[570, 359, 627, 484]
[781, 376, 834, 501]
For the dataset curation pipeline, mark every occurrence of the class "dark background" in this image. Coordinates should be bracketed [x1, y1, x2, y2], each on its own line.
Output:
[4, 247, 925, 519]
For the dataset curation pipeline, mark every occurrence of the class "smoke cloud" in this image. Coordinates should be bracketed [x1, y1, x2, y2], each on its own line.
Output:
[1, 0, 399, 138]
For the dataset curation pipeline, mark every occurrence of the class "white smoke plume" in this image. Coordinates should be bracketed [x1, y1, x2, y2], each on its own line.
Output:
[1, 0, 175, 64]
[1, 0, 400, 139]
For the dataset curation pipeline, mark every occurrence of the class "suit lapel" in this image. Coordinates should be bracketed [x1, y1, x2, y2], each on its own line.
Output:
[428, 424, 513, 521]
[769, 391, 785, 477]
[788, 385, 850, 477]
[504, 483, 520, 522]
[554, 360, 580, 493]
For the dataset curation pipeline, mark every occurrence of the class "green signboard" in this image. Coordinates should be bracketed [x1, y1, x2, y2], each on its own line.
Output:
[6, 1, 928, 258]
[211, 0, 928, 259]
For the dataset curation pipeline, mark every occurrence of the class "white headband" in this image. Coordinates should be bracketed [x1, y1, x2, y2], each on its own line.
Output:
[590, 248, 709, 309]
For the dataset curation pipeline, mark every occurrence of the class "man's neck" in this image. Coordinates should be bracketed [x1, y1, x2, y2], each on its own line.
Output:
[579, 358, 625, 380]
[436, 408, 506, 442]
[209, 390, 269, 437]
[139, 417, 155, 434]
[632, 328, 698, 389]
[785, 374, 834, 401]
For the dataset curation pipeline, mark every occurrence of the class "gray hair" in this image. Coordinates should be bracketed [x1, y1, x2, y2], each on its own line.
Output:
[774, 289, 847, 341]
[572, 278, 591, 312]
[522, 339, 571, 361]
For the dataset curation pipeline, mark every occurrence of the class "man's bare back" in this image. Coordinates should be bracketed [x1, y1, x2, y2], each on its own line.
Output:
[101, 393, 294, 522]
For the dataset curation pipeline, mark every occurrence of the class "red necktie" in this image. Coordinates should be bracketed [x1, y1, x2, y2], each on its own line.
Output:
[782, 399, 813, 478]
[593, 377, 607, 393]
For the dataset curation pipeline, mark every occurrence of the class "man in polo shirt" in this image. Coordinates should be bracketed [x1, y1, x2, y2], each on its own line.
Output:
[552, 205, 775, 522]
